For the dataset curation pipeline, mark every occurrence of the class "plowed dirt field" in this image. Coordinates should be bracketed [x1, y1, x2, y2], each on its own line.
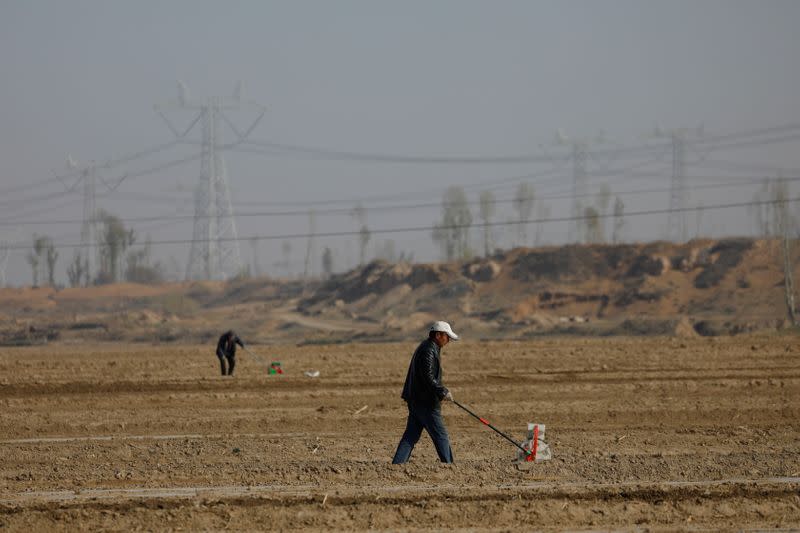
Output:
[1, 336, 799, 531]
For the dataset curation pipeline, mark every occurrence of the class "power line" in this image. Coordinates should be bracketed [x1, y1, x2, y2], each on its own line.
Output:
[694, 159, 800, 176]
[2, 174, 793, 228]
[0, 176, 65, 197]
[104, 163, 572, 210]
[104, 152, 203, 188]
[695, 122, 800, 145]
[231, 123, 800, 166]
[4, 174, 797, 228]
[702, 132, 800, 152]
[100, 139, 185, 170]
[5, 122, 794, 208]
[4, 122, 795, 205]
[7, 196, 797, 251]
[0, 190, 70, 212]
[233, 166, 571, 208]
[236, 139, 571, 165]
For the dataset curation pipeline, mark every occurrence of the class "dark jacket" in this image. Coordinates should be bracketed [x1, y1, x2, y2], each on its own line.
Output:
[216, 332, 244, 358]
[401, 337, 449, 408]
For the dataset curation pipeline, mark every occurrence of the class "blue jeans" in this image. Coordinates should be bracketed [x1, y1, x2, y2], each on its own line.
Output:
[392, 403, 453, 464]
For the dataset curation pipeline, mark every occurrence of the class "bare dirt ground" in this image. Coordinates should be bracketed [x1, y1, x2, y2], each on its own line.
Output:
[1, 335, 799, 531]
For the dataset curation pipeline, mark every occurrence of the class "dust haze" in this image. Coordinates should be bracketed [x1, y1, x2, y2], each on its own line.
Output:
[1, 1, 799, 286]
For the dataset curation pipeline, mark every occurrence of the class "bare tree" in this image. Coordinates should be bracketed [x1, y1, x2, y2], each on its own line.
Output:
[351, 203, 371, 265]
[782, 234, 797, 326]
[584, 206, 602, 243]
[26, 234, 48, 287]
[770, 177, 799, 325]
[750, 179, 771, 236]
[67, 252, 89, 287]
[694, 201, 705, 239]
[359, 225, 371, 265]
[26, 251, 39, 287]
[304, 211, 316, 279]
[612, 196, 625, 244]
[511, 183, 535, 247]
[25, 235, 56, 286]
[534, 198, 551, 246]
[96, 210, 134, 284]
[249, 237, 260, 277]
[478, 190, 496, 257]
[595, 184, 612, 243]
[277, 240, 292, 277]
[321, 246, 334, 279]
[749, 176, 800, 324]
[432, 186, 473, 261]
[750, 177, 791, 237]
[0, 239, 10, 287]
[45, 239, 58, 286]
[125, 236, 164, 283]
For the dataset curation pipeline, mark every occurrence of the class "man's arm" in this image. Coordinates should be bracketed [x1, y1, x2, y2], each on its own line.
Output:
[419, 346, 449, 400]
[234, 336, 245, 348]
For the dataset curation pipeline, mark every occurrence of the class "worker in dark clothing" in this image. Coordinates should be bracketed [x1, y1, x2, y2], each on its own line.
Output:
[216, 330, 244, 376]
[392, 321, 458, 464]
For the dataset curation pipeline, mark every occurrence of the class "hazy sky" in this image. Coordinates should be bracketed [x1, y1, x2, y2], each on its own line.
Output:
[1, 1, 799, 285]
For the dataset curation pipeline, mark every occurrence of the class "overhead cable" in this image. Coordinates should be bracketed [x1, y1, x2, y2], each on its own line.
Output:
[5, 196, 797, 251]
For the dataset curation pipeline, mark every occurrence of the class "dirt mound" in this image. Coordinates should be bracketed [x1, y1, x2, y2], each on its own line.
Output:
[674, 316, 699, 337]
[57, 282, 175, 301]
[2, 238, 795, 342]
[304, 261, 451, 307]
[462, 258, 502, 282]
[301, 237, 794, 338]
[693, 238, 754, 288]
[0, 324, 60, 346]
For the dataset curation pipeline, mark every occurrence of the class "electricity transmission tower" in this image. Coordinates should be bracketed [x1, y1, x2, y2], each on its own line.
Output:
[155, 82, 265, 280]
[0, 236, 13, 287]
[666, 131, 689, 242]
[78, 163, 99, 282]
[303, 210, 317, 280]
[556, 131, 591, 243]
[55, 156, 102, 285]
[654, 125, 703, 243]
[0, 227, 22, 286]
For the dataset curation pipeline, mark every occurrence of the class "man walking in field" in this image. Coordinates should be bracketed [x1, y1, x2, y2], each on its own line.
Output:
[392, 321, 458, 464]
[216, 330, 244, 376]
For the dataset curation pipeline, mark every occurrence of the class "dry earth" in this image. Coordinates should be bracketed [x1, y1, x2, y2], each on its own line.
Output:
[1, 335, 799, 531]
[2, 238, 797, 348]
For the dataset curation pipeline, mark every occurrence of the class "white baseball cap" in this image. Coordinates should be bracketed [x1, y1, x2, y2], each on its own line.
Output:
[430, 321, 459, 340]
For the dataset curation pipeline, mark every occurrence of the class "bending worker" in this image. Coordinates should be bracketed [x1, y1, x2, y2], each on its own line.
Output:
[392, 321, 458, 464]
[216, 330, 244, 376]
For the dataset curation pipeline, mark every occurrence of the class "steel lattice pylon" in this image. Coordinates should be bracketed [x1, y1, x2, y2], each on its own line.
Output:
[79, 165, 99, 283]
[667, 132, 688, 243]
[654, 125, 703, 243]
[0, 239, 11, 287]
[185, 101, 242, 280]
[156, 84, 265, 281]
[567, 142, 588, 244]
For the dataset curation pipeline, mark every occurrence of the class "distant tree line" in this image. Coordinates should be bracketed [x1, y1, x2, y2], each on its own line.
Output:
[26, 176, 797, 287]
[428, 182, 628, 261]
[28, 209, 165, 288]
